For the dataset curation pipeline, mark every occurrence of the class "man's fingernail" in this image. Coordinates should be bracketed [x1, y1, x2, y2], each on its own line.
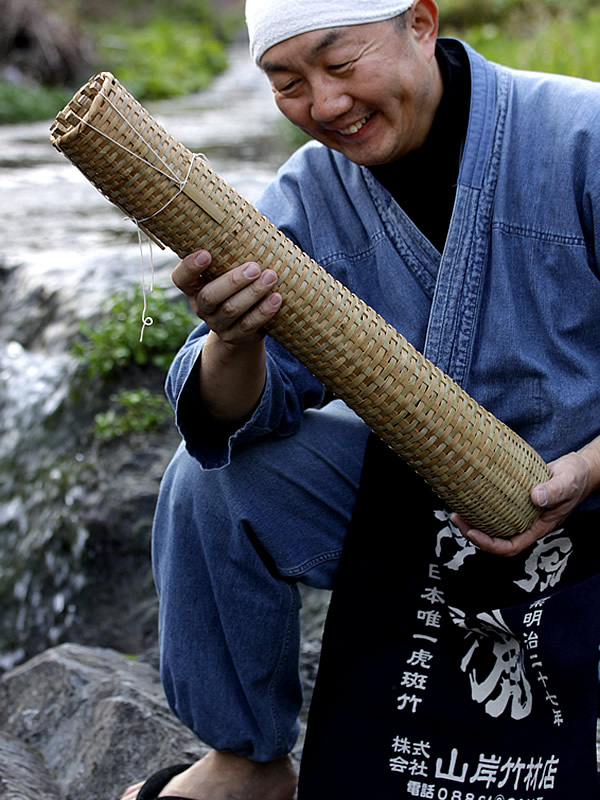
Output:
[243, 263, 260, 278]
[535, 486, 548, 507]
[194, 251, 209, 266]
[262, 270, 277, 286]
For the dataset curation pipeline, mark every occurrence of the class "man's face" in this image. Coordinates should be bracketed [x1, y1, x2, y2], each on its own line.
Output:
[261, 1, 442, 167]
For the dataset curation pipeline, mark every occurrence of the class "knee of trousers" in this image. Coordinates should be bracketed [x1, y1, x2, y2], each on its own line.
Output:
[153, 402, 369, 586]
[154, 433, 311, 539]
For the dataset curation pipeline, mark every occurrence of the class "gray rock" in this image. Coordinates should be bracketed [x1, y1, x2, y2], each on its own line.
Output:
[0, 731, 63, 800]
[0, 643, 207, 800]
[0, 592, 330, 800]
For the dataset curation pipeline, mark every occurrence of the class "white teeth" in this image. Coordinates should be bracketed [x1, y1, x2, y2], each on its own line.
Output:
[339, 114, 372, 135]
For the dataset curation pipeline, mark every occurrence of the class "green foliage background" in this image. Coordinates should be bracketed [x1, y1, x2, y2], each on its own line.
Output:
[89, 0, 240, 101]
[94, 19, 228, 101]
[73, 287, 197, 441]
[441, 0, 600, 80]
[0, 0, 239, 123]
[0, 83, 73, 124]
[2, 0, 599, 124]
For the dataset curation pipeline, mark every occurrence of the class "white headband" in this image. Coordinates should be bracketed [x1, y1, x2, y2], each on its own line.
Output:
[246, 0, 415, 65]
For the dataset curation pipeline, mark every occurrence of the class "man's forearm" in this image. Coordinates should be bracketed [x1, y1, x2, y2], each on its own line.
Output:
[198, 330, 267, 425]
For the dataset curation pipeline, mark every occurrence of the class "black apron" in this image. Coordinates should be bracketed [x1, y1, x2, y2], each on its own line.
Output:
[299, 434, 600, 799]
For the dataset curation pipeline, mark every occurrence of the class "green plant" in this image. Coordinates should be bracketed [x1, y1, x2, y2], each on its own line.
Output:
[73, 285, 195, 440]
[73, 285, 196, 378]
[93, 388, 173, 439]
[461, 7, 600, 80]
[0, 81, 72, 124]
[94, 18, 229, 100]
[1, 0, 239, 123]
[440, 0, 594, 30]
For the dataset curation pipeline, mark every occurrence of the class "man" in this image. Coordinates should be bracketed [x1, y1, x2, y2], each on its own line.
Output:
[122, 1, 600, 798]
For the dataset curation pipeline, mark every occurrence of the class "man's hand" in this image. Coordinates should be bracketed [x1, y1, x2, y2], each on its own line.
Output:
[451, 444, 600, 556]
[173, 249, 282, 346]
[172, 249, 282, 424]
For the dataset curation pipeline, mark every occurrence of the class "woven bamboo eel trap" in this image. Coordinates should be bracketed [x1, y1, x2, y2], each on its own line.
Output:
[49, 71, 551, 538]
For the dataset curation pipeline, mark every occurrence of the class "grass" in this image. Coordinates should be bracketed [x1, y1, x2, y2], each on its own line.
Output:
[441, 1, 600, 80]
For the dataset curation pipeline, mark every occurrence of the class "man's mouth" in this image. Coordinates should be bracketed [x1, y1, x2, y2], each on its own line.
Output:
[338, 112, 375, 136]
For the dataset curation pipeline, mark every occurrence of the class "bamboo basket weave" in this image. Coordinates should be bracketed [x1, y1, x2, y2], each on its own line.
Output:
[50, 72, 551, 538]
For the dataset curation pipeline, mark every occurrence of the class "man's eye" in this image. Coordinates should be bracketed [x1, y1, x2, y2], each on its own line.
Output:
[279, 79, 299, 93]
[329, 61, 352, 72]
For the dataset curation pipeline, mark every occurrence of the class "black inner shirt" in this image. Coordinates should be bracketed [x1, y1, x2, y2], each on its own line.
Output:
[368, 39, 471, 254]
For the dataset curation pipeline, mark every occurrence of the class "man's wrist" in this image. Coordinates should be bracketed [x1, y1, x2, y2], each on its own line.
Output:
[199, 332, 267, 424]
[576, 437, 600, 499]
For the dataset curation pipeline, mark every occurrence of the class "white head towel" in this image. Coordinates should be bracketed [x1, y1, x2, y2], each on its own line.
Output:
[246, 0, 415, 65]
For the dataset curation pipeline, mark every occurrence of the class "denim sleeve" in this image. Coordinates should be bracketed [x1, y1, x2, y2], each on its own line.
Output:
[165, 317, 324, 470]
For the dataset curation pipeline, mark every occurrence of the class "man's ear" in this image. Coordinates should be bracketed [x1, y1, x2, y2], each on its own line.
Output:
[409, 0, 439, 57]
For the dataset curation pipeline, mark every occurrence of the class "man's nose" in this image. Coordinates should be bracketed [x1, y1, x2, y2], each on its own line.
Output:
[310, 79, 352, 123]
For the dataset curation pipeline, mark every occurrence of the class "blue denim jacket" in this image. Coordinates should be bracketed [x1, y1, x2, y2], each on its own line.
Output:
[168, 41, 600, 503]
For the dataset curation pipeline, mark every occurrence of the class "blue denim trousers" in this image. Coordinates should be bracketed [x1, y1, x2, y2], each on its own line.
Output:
[152, 399, 370, 762]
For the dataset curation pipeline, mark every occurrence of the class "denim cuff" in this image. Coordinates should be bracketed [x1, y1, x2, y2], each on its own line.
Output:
[174, 348, 277, 470]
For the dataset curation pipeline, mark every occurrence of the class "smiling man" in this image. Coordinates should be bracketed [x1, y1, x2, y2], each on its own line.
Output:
[121, 1, 600, 798]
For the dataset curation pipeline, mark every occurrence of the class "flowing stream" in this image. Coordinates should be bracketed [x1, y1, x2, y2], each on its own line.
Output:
[0, 40, 295, 668]
[0, 40, 289, 349]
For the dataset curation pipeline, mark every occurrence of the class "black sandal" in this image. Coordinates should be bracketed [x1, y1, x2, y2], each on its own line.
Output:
[135, 763, 193, 800]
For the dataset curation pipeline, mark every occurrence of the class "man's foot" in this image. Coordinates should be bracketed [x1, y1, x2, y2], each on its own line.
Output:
[120, 751, 297, 800]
